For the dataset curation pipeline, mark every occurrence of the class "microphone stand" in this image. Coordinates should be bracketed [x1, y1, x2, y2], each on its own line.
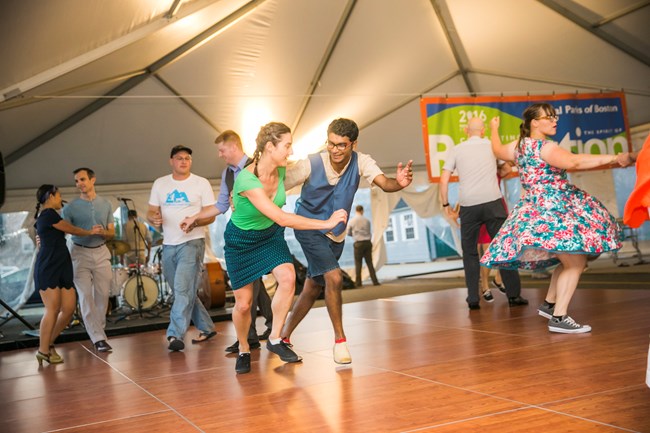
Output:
[113, 199, 160, 322]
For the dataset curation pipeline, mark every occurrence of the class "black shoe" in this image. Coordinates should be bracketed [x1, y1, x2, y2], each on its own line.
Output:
[167, 336, 185, 351]
[491, 278, 506, 294]
[266, 340, 302, 363]
[235, 353, 251, 374]
[508, 296, 529, 307]
[94, 340, 112, 352]
[482, 290, 494, 303]
[225, 340, 261, 353]
[257, 328, 272, 341]
[468, 302, 480, 310]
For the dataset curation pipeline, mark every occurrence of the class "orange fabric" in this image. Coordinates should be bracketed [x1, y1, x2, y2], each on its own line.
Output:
[623, 134, 650, 228]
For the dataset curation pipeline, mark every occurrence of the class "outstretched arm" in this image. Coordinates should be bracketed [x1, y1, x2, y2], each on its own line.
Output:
[243, 187, 347, 230]
[180, 206, 221, 232]
[52, 220, 103, 237]
[372, 160, 414, 192]
[540, 141, 629, 170]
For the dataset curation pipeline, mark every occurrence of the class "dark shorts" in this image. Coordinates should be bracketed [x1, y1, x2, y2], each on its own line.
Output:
[294, 229, 345, 287]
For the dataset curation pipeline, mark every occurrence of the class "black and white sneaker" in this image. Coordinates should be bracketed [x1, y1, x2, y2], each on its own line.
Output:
[537, 302, 554, 319]
[491, 278, 506, 294]
[266, 340, 302, 363]
[167, 336, 185, 351]
[548, 315, 591, 334]
[235, 353, 251, 374]
[482, 290, 494, 303]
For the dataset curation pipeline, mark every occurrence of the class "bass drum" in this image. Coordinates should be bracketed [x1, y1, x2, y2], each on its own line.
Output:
[122, 275, 159, 310]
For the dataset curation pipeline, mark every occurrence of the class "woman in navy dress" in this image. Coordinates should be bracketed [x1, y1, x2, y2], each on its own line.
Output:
[34, 185, 103, 365]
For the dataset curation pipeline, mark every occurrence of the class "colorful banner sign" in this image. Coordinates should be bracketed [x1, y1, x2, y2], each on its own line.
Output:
[420, 92, 631, 182]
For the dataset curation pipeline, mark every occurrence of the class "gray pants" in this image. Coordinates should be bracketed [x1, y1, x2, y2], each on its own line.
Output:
[71, 244, 112, 344]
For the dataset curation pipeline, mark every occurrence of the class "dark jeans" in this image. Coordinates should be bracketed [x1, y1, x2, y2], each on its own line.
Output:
[247, 278, 273, 342]
[459, 198, 521, 304]
[353, 240, 379, 285]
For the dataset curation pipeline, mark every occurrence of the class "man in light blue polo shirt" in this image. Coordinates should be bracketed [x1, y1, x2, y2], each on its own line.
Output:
[62, 167, 115, 352]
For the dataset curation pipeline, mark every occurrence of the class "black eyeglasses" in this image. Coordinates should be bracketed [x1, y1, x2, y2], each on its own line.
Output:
[326, 140, 353, 151]
[536, 115, 559, 122]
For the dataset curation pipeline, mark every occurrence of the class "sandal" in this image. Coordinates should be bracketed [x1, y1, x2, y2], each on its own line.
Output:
[191, 331, 217, 344]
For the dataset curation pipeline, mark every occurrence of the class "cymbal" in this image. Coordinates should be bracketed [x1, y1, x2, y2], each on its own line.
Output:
[106, 240, 130, 256]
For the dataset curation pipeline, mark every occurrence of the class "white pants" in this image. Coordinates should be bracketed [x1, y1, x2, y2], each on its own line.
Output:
[71, 244, 112, 344]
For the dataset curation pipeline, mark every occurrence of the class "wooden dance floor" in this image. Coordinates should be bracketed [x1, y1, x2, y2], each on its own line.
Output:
[1, 282, 649, 432]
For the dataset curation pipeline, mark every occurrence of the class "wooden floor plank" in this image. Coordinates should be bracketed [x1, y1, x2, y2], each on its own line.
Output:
[1, 285, 648, 432]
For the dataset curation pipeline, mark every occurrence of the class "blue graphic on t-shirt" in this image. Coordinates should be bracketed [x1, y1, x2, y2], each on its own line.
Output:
[165, 190, 189, 204]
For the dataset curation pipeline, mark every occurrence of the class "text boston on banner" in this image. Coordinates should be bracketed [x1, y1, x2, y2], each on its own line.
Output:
[420, 92, 631, 183]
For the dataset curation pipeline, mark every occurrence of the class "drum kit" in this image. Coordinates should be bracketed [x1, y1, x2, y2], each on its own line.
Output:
[108, 239, 170, 318]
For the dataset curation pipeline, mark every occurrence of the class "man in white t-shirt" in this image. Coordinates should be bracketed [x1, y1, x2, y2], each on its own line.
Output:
[439, 117, 527, 310]
[147, 145, 217, 351]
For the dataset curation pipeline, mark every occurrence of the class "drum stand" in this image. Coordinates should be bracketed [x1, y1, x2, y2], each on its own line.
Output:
[112, 205, 163, 322]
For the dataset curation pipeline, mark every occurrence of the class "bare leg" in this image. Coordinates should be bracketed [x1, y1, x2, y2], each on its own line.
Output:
[268, 263, 296, 340]
[544, 264, 563, 304]
[49, 288, 76, 345]
[232, 284, 253, 352]
[39, 289, 62, 354]
[553, 254, 587, 316]
[494, 270, 503, 286]
[281, 277, 322, 339]
[323, 268, 345, 341]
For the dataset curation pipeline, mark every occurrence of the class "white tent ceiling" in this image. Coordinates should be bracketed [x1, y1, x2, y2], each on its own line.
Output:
[1, 0, 649, 192]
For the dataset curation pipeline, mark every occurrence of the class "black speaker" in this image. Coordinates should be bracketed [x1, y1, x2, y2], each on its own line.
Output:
[0, 152, 4, 208]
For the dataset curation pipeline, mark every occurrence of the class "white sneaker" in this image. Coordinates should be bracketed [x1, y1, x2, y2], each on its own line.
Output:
[333, 341, 352, 364]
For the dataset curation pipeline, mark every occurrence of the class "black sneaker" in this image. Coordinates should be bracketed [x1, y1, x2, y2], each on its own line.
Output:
[482, 290, 494, 303]
[491, 278, 506, 294]
[266, 340, 302, 363]
[235, 353, 251, 374]
[94, 340, 112, 352]
[167, 336, 185, 351]
[225, 340, 261, 353]
[468, 302, 480, 310]
[508, 296, 529, 307]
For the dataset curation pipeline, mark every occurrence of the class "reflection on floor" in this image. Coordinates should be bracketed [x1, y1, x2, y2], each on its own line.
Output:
[1, 269, 649, 432]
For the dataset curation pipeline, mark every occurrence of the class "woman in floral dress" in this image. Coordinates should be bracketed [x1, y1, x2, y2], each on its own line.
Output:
[481, 103, 628, 334]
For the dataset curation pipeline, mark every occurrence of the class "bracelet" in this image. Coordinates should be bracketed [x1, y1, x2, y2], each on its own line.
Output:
[442, 203, 450, 207]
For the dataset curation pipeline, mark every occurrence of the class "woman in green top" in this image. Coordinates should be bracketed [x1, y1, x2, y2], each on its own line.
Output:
[184, 122, 347, 374]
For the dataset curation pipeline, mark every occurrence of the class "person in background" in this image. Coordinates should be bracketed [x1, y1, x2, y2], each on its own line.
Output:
[62, 168, 115, 352]
[440, 117, 527, 310]
[34, 184, 103, 364]
[347, 205, 380, 287]
[147, 145, 217, 352]
[483, 103, 627, 333]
